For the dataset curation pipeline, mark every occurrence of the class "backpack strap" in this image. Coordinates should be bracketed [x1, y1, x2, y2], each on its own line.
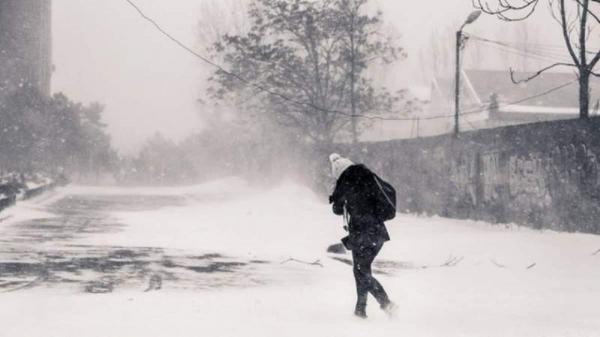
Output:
[342, 201, 350, 232]
[373, 175, 396, 211]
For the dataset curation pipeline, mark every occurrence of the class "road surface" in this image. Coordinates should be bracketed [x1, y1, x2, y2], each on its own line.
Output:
[0, 180, 599, 337]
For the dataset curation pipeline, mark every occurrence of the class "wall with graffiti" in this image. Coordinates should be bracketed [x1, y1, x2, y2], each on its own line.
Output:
[347, 118, 600, 233]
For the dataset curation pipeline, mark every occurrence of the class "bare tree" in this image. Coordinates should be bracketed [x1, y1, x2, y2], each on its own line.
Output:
[474, 0, 600, 118]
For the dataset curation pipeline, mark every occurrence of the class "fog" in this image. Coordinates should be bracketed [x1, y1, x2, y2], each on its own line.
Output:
[3, 3, 600, 331]
[52, 0, 204, 154]
[52, 0, 547, 154]
[0, 0, 582, 187]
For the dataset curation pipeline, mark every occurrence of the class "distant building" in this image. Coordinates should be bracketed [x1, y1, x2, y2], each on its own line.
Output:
[359, 69, 600, 143]
[0, 0, 52, 100]
[430, 69, 600, 131]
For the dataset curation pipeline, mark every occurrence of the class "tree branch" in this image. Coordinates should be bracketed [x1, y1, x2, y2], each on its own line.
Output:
[281, 258, 324, 268]
[474, 0, 540, 21]
[509, 62, 577, 84]
[588, 49, 600, 69]
[498, 0, 538, 11]
[580, 0, 589, 67]
[420, 255, 464, 269]
[490, 259, 507, 268]
[561, 0, 583, 67]
[574, 0, 600, 24]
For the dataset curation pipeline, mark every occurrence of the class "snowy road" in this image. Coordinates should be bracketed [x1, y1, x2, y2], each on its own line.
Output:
[0, 182, 304, 293]
[1, 179, 599, 337]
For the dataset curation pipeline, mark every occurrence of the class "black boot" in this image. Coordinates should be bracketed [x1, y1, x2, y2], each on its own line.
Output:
[381, 301, 398, 317]
[354, 302, 367, 319]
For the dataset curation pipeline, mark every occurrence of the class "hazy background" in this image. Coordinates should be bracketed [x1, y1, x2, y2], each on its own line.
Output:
[52, 0, 559, 154]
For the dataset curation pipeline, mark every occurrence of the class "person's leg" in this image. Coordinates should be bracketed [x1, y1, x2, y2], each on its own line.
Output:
[352, 249, 369, 317]
[367, 243, 391, 308]
[353, 243, 391, 315]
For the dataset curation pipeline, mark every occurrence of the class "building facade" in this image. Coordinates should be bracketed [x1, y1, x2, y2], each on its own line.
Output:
[0, 0, 52, 100]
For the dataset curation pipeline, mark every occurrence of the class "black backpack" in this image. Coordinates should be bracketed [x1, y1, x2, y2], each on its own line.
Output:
[372, 173, 397, 221]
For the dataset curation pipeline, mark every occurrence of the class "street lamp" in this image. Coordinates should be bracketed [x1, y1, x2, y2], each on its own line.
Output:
[454, 10, 482, 136]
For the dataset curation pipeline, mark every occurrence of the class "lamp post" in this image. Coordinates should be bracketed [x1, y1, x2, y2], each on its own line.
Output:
[454, 10, 481, 136]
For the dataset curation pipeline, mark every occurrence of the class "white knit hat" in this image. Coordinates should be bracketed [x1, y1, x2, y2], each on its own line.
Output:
[329, 153, 354, 180]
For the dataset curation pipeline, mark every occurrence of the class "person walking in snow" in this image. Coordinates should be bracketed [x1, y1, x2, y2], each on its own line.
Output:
[328, 153, 396, 318]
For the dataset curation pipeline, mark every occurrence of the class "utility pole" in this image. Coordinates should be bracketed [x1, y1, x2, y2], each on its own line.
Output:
[454, 11, 481, 136]
[350, 7, 358, 144]
[454, 30, 461, 136]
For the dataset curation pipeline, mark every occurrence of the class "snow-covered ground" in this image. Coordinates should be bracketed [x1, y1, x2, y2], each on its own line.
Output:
[1, 179, 599, 337]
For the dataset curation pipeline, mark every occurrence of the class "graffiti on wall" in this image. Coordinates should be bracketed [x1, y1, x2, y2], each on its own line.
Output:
[451, 144, 600, 211]
[360, 120, 600, 233]
[449, 152, 478, 205]
[548, 143, 600, 196]
[480, 152, 504, 203]
[508, 153, 550, 207]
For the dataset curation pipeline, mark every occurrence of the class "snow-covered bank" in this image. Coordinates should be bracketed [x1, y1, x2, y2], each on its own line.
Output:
[1, 180, 600, 337]
[0, 172, 61, 222]
[0, 187, 63, 228]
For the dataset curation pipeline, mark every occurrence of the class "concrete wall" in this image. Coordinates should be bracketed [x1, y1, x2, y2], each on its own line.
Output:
[343, 117, 600, 234]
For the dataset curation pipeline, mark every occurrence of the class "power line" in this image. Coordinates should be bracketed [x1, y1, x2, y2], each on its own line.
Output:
[468, 35, 556, 59]
[123, 0, 579, 126]
[384, 80, 577, 122]
[467, 34, 600, 66]
[453, 80, 576, 132]
[468, 35, 572, 63]
[122, 1, 331, 113]
[460, 80, 576, 115]
[123, 0, 416, 122]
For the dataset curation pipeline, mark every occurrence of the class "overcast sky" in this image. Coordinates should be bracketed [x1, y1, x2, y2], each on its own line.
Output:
[52, 0, 557, 154]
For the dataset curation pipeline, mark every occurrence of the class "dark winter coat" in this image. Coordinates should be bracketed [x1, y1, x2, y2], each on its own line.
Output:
[329, 164, 391, 250]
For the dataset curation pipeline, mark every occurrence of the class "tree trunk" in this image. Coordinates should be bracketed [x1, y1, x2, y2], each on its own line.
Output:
[579, 0, 590, 119]
[454, 30, 461, 135]
[579, 69, 590, 119]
